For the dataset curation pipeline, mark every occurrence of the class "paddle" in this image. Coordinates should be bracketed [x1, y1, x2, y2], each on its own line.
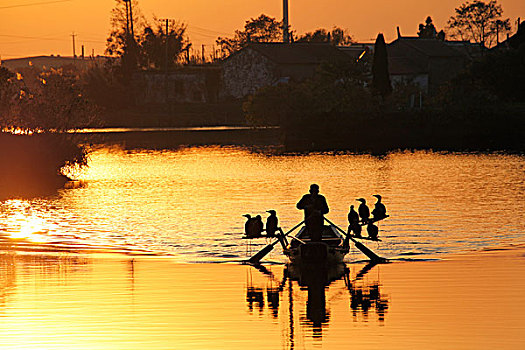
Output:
[248, 220, 304, 264]
[324, 217, 386, 263]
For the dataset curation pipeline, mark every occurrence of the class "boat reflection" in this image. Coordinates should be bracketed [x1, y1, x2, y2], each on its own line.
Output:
[246, 262, 389, 341]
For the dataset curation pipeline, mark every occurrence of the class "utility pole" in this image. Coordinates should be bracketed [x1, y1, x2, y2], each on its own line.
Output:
[124, 0, 130, 36]
[128, 0, 134, 38]
[283, 0, 290, 43]
[159, 18, 175, 105]
[71, 32, 77, 58]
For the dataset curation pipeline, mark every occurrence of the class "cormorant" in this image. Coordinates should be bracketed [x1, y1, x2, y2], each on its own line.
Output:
[357, 198, 370, 224]
[347, 205, 362, 238]
[367, 222, 379, 240]
[348, 205, 359, 225]
[254, 215, 264, 237]
[371, 194, 387, 220]
[265, 210, 278, 237]
[243, 214, 254, 237]
[243, 214, 263, 238]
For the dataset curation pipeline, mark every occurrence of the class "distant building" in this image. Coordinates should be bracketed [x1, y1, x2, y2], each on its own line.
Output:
[0, 55, 111, 73]
[338, 43, 374, 60]
[387, 37, 474, 94]
[221, 43, 351, 98]
[136, 66, 221, 104]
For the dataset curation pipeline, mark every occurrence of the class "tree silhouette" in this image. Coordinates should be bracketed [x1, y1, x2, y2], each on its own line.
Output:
[447, 0, 511, 48]
[296, 27, 353, 45]
[216, 14, 283, 56]
[371, 33, 392, 100]
[140, 20, 191, 69]
[105, 0, 146, 75]
[418, 16, 445, 40]
[105, 1, 189, 72]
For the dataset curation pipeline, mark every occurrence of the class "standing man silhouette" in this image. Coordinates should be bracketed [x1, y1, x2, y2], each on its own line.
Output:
[297, 184, 329, 242]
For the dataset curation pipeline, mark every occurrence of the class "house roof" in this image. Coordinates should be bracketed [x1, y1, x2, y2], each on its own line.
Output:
[234, 43, 351, 64]
[389, 37, 465, 57]
[387, 37, 469, 75]
[337, 46, 369, 60]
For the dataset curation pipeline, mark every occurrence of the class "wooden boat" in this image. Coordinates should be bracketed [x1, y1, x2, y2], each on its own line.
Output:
[247, 216, 389, 265]
[282, 225, 349, 265]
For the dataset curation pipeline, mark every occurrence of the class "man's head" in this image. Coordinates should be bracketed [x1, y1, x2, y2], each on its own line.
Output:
[309, 184, 320, 195]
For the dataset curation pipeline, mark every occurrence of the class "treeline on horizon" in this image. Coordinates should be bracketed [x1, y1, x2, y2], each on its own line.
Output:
[0, 0, 523, 163]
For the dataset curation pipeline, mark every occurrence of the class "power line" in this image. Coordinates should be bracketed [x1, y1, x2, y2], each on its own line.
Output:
[0, 0, 73, 10]
[189, 25, 231, 36]
[0, 33, 106, 44]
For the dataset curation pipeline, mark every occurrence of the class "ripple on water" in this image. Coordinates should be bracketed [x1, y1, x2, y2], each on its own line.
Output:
[1, 148, 524, 261]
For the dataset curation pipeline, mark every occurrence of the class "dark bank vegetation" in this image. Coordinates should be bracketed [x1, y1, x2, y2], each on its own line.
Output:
[0, 66, 94, 197]
[244, 32, 525, 153]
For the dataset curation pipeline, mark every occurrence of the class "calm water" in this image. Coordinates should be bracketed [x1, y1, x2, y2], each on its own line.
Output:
[1, 145, 525, 349]
[1, 251, 524, 349]
[1, 146, 524, 261]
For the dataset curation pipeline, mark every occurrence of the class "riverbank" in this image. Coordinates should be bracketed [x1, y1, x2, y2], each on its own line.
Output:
[1, 245, 524, 349]
[282, 110, 525, 153]
[0, 133, 86, 200]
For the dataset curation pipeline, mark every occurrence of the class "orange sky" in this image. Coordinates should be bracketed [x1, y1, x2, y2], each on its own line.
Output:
[0, 0, 524, 59]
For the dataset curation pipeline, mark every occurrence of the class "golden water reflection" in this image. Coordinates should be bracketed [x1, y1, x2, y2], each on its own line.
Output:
[1, 251, 524, 349]
[2, 147, 524, 262]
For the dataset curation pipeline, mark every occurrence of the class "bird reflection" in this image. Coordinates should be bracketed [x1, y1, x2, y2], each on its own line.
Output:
[245, 261, 390, 341]
[346, 262, 389, 322]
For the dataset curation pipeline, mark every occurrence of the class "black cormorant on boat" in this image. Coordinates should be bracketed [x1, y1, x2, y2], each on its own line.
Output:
[254, 215, 264, 237]
[347, 205, 362, 237]
[243, 214, 263, 238]
[371, 194, 387, 220]
[265, 210, 278, 237]
[367, 222, 379, 240]
[357, 198, 370, 224]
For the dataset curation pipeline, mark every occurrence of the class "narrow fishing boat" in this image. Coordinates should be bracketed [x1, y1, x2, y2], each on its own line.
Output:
[283, 225, 349, 265]
[246, 216, 389, 265]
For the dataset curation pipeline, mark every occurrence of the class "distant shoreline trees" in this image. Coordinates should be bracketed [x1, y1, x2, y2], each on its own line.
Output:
[105, 0, 191, 72]
[216, 14, 284, 57]
[447, 0, 511, 47]
[296, 27, 353, 45]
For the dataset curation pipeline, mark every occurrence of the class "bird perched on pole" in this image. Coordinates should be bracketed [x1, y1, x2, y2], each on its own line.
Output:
[243, 214, 263, 238]
[372, 194, 387, 220]
[357, 198, 370, 224]
[265, 210, 278, 237]
[243, 214, 254, 237]
[347, 204, 362, 238]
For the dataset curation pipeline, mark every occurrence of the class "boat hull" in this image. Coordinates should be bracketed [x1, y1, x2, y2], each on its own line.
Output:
[283, 225, 349, 265]
[284, 242, 349, 265]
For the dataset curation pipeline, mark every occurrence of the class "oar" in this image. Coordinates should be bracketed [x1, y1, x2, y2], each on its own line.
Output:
[324, 217, 386, 263]
[248, 220, 304, 264]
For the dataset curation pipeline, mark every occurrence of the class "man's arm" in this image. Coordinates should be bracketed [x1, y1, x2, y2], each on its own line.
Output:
[297, 195, 308, 210]
[320, 196, 329, 214]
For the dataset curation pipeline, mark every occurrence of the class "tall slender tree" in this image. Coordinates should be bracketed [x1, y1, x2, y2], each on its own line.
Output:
[371, 33, 392, 99]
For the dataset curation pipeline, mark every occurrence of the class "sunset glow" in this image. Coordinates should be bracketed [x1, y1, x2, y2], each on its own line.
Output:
[6, 201, 48, 243]
[0, 0, 523, 58]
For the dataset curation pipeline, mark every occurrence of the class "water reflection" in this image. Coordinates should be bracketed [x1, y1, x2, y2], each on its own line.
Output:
[2, 146, 525, 261]
[246, 262, 389, 341]
[0, 252, 91, 313]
